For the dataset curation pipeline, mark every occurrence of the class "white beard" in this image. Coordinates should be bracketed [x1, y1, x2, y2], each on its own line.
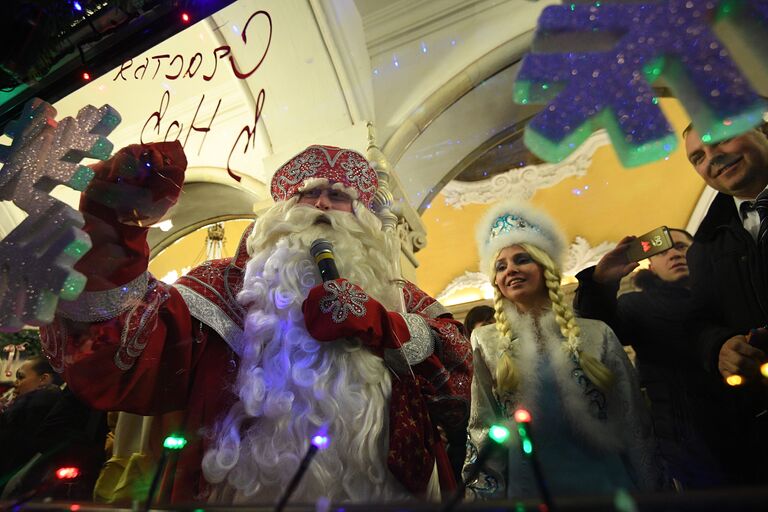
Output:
[202, 200, 411, 504]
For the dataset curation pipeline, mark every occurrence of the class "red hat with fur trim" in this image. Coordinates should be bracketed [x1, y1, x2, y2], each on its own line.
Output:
[270, 145, 378, 208]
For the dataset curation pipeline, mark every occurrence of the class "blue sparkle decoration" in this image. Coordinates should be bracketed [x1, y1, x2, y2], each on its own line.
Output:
[514, 0, 768, 168]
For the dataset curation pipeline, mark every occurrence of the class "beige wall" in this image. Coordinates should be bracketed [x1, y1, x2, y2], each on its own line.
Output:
[415, 98, 704, 300]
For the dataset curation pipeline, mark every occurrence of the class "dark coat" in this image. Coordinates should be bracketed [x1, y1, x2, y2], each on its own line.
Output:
[687, 191, 768, 486]
[688, 192, 768, 369]
[574, 267, 725, 488]
[0, 386, 106, 499]
[0, 386, 62, 478]
[574, 267, 698, 367]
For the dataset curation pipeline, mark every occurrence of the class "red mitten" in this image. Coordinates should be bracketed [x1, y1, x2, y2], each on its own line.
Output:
[74, 141, 187, 290]
[82, 141, 187, 227]
[302, 279, 410, 356]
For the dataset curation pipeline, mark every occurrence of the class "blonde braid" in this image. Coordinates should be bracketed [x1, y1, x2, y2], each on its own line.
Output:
[522, 243, 614, 392]
[491, 256, 519, 395]
[493, 288, 512, 341]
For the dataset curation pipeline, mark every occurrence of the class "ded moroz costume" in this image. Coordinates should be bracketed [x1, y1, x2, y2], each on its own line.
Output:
[40, 142, 471, 504]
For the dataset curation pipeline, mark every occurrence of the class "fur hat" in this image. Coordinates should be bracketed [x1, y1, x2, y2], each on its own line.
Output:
[476, 200, 567, 274]
[270, 145, 378, 208]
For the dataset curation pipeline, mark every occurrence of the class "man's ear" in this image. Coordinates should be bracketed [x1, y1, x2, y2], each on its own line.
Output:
[39, 372, 52, 385]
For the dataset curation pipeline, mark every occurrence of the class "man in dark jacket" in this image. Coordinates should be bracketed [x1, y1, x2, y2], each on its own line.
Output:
[574, 229, 724, 489]
[683, 121, 768, 486]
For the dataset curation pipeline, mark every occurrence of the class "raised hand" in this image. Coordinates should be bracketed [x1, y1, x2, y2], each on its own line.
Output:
[302, 278, 408, 356]
[83, 141, 187, 227]
[593, 235, 639, 284]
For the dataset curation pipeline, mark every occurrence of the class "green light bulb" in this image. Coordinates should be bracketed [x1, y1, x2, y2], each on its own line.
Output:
[163, 435, 188, 450]
[522, 438, 533, 455]
[489, 424, 510, 444]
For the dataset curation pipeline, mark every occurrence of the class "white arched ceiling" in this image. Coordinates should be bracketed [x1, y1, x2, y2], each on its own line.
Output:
[355, 0, 557, 211]
[389, 59, 535, 211]
[360, 0, 557, 139]
[2, 0, 557, 249]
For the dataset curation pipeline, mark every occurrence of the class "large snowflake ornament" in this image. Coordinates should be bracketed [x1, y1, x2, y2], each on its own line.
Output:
[514, 0, 767, 167]
[0, 98, 120, 331]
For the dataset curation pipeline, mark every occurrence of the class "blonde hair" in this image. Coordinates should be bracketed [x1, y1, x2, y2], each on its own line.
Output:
[491, 243, 614, 394]
[493, 287, 518, 394]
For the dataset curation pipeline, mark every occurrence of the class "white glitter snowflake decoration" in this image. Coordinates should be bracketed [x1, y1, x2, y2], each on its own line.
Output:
[0, 98, 121, 331]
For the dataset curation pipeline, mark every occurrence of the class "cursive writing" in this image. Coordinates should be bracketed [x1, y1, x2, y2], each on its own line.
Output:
[113, 10, 272, 83]
[136, 9, 273, 181]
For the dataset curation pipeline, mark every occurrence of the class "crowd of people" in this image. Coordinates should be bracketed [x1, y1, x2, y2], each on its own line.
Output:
[0, 122, 767, 505]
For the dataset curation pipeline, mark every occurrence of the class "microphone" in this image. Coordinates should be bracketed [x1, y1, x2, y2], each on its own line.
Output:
[310, 239, 340, 282]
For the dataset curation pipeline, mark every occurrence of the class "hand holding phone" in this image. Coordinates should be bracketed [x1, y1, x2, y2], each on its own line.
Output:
[625, 226, 674, 262]
[593, 235, 640, 283]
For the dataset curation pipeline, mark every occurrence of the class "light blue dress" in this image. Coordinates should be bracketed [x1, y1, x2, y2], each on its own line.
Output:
[504, 357, 635, 497]
[464, 308, 659, 500]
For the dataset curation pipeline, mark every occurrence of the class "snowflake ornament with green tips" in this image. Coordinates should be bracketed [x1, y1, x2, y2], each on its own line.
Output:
[514, 0, 768, 167]
[0, 98, 121, 331]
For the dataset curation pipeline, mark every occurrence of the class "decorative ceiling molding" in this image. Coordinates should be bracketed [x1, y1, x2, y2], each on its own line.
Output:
[563, 236, 616, 278]
[436, 236, 616, 302]
[309, 0, 374, 124]
[441, 130, 610, 209]
[382, 32, 533, 166]
[362, 0, 499, 57]
[378, 36, 529, 250]
[436, 271, 490, 303]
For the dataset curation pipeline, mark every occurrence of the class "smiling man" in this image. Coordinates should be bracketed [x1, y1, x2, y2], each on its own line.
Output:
[683, 122, 768, 486]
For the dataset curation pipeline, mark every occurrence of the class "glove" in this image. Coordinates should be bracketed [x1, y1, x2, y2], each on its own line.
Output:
[74, 141, 187, 290]
[82, 141, 187, 226]
[302, 278, 410, 356]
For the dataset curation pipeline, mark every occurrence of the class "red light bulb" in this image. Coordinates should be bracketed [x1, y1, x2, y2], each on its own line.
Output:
[181, 12, 190, 23]
[82, 71, 91, 81]
[56, 466, 81, 480]
[514, 408, 532, 423]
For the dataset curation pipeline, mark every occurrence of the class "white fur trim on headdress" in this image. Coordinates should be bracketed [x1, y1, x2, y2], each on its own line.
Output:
[476, 199, 567, 274]
[297, 178, 361, 200]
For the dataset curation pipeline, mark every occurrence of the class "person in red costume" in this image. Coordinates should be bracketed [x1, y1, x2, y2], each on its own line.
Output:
[40, 142, 471, 504]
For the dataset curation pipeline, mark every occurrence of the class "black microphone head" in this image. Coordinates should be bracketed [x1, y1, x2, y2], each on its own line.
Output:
[310, 239, 334, 258]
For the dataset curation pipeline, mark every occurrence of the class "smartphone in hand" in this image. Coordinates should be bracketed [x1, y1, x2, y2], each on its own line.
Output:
[625, 226, 674, 262]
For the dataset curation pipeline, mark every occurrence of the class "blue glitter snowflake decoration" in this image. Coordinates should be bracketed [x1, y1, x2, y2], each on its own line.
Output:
[514, 0, 768, 167]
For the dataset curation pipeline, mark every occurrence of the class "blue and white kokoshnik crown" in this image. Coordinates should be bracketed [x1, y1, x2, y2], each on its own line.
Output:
[476, 199, 567, 275]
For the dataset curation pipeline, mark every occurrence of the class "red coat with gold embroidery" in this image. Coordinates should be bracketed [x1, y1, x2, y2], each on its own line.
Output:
[40, 184, 472, 502]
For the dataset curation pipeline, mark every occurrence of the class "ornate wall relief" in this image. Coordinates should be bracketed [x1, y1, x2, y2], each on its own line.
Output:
[441, 130, 609, 209]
